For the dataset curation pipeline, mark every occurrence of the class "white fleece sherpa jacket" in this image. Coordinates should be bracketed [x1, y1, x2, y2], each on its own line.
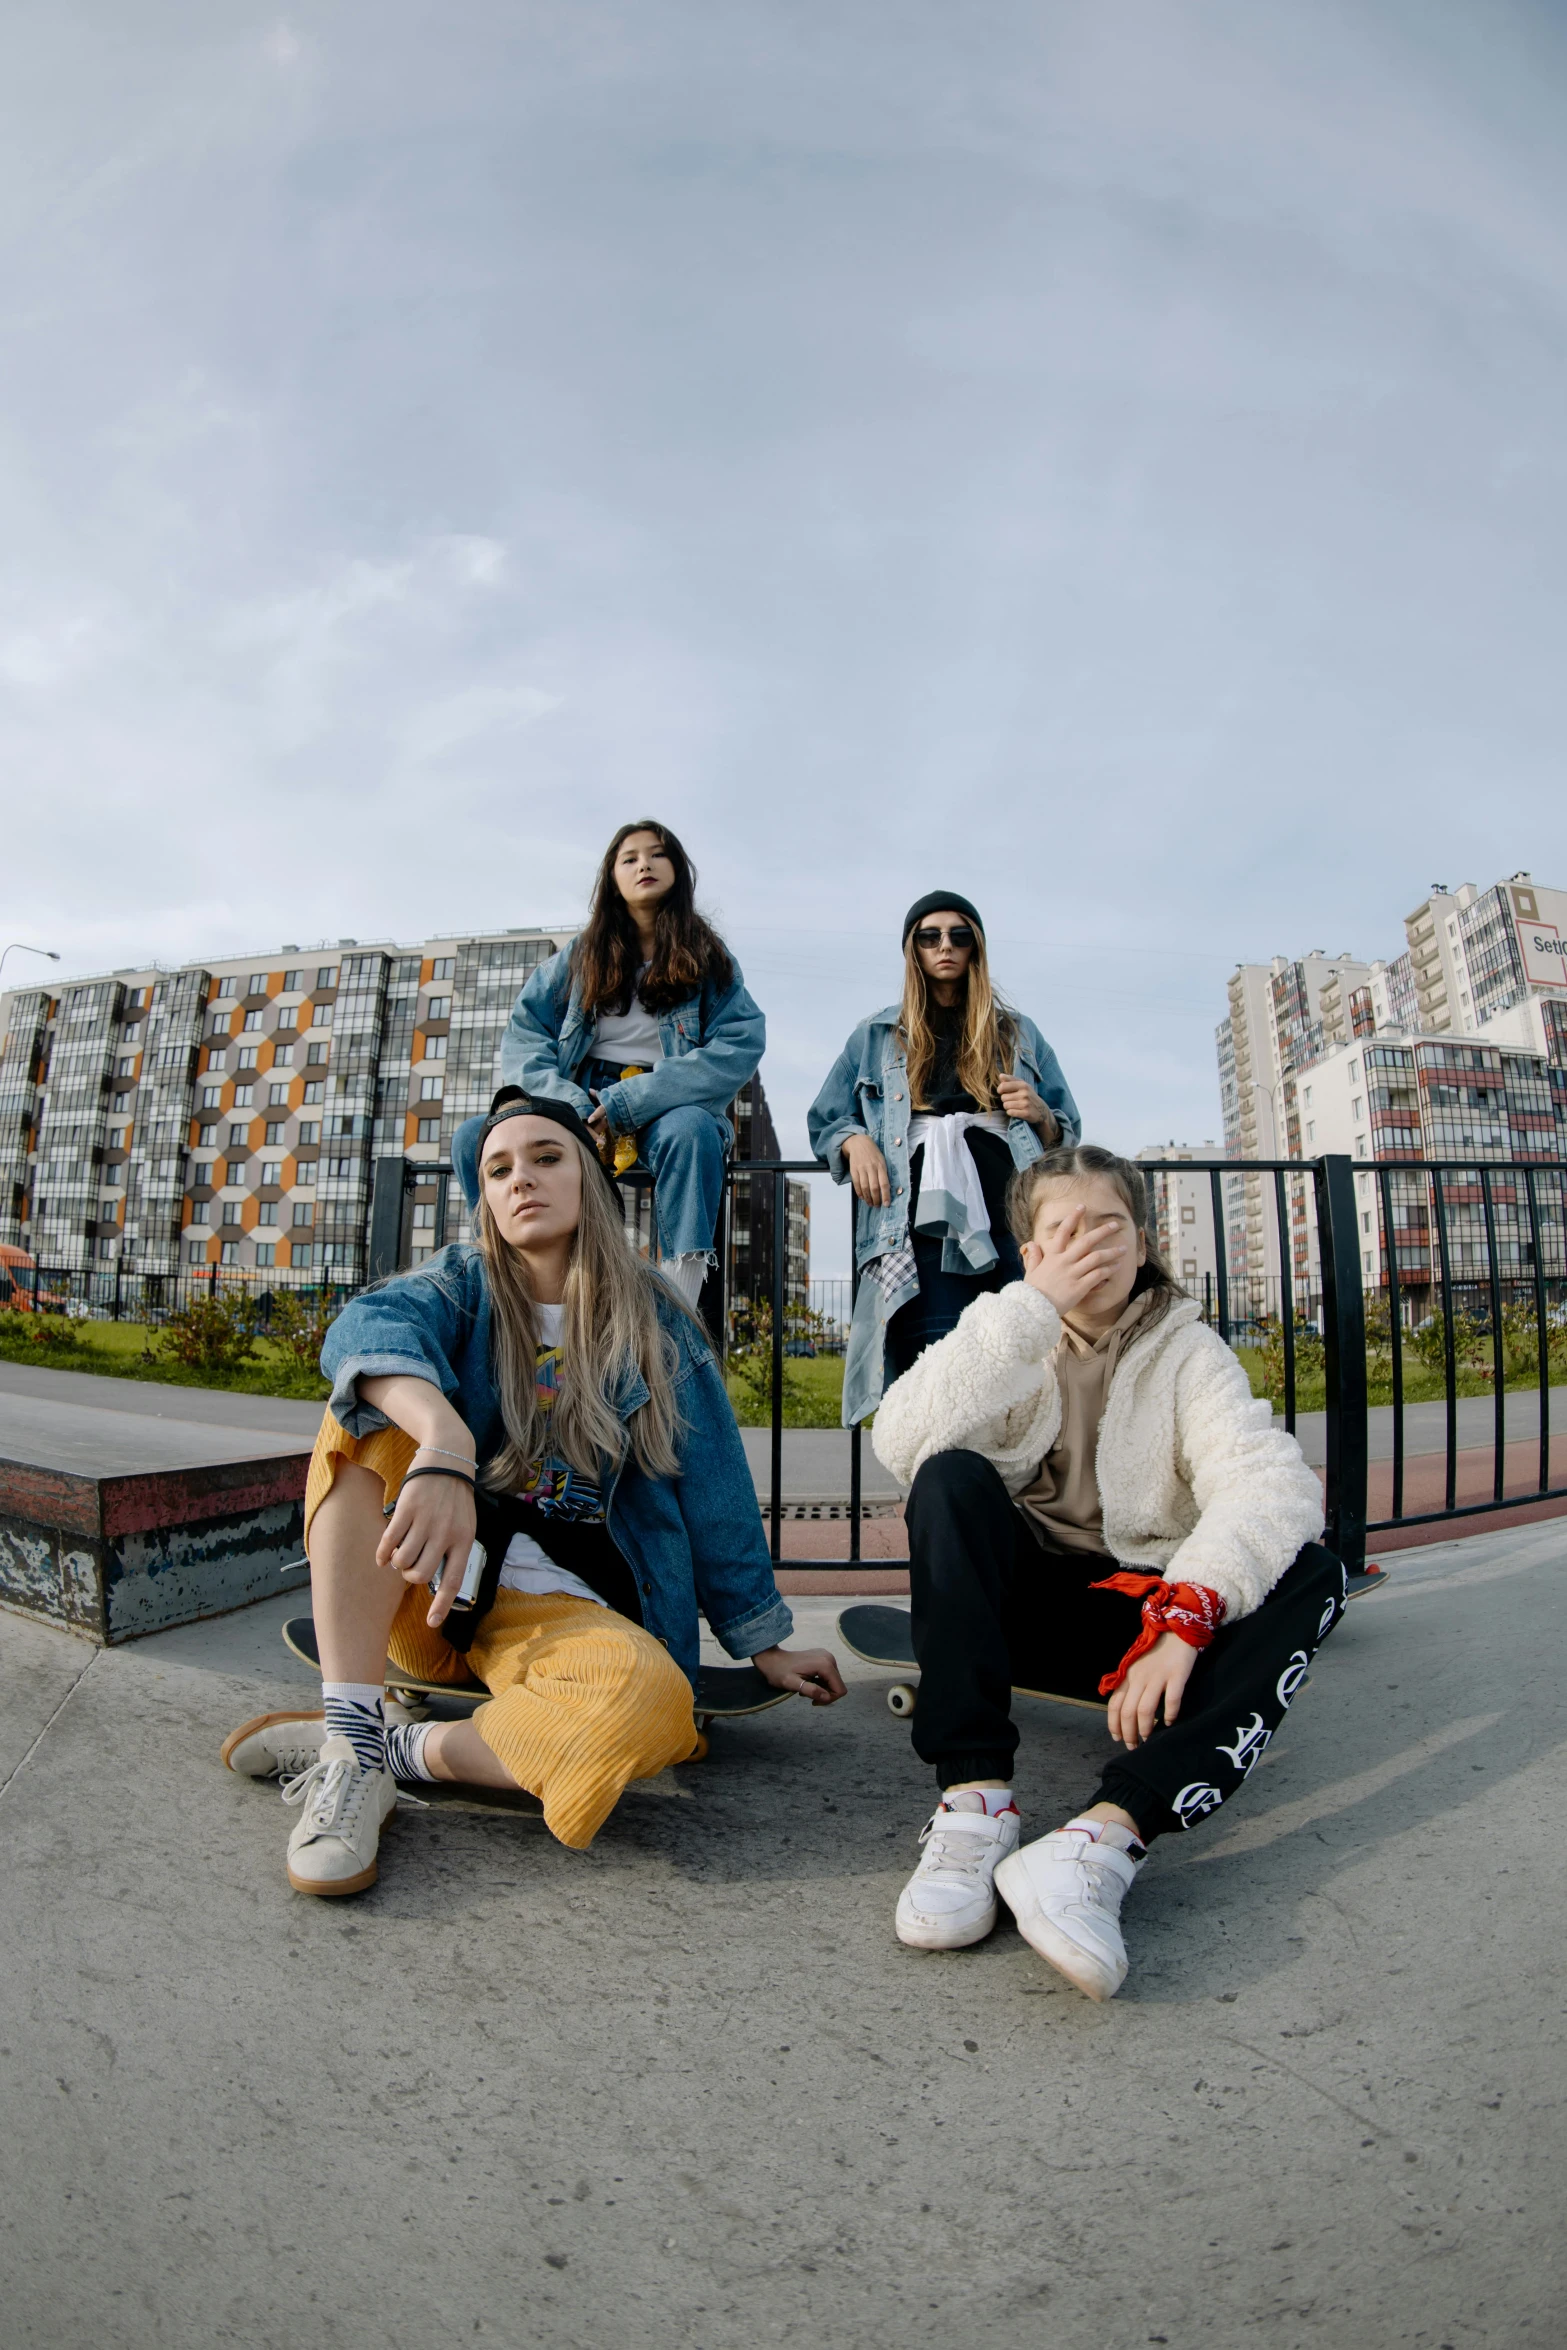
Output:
[871, 1283, 1325, 1622]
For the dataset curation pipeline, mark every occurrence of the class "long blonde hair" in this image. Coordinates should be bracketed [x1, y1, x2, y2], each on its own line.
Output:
[473, 1134, 686, 1486]
[900, 923, 1017, 1110]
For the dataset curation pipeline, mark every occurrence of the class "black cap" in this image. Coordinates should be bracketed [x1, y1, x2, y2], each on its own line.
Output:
[453, 1087, 621, 1211]
[902, 891, 985, 945]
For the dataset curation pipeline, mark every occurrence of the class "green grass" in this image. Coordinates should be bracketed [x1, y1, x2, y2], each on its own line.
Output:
[0, 1314, 330, 1401]
[1234, 1347, 1562, 1414]
[727, 1352, 846, 1429]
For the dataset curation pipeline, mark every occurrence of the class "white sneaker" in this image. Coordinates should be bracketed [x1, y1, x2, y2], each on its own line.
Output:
[281, 1737, 399, 1897]
[222, 1703, 417, 1781]
[895, 1794, 1022, 1950]
[994, 1823, 1142, 2001]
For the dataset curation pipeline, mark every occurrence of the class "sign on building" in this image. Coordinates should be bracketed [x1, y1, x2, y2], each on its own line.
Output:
[1510, 883, 1567, 991]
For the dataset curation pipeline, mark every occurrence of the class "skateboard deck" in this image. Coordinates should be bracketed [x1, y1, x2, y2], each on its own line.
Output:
[836, 1603, 1107, 1716]
[281, 1615, 790, 1728]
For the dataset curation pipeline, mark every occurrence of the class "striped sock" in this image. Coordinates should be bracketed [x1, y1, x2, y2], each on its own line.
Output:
[321, 1682, 386, 1775]
[384, 1720, 439, 1783]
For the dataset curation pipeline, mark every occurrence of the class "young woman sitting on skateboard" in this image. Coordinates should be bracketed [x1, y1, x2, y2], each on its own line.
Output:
[223, 1088, 844, 1897]
[871, 1143, 1340, 1999]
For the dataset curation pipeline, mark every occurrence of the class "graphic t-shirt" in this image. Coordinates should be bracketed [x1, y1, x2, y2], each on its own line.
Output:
[497, 1303, 610, 1608]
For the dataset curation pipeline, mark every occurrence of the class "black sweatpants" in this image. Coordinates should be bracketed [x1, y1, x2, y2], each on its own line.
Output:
[905, 1449, 1346, 1840]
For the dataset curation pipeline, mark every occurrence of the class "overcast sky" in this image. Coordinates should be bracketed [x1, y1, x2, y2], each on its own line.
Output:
[5, 0, 1567, 1270]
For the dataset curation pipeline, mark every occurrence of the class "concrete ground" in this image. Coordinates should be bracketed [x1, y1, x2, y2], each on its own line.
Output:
[1, 1517, 1563, 2348]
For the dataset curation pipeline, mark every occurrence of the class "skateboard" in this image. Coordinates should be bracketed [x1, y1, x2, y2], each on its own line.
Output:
[836, 1603, 1108, 1719]
[280, 1615, 791, 1757]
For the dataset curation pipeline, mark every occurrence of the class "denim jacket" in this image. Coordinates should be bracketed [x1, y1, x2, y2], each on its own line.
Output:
[501, 948, 766, 1139]
[806, 1005, 1081, 1426]
[319, 1248, 792, 1688]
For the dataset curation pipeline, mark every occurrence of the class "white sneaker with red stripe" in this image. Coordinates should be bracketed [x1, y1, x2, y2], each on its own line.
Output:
[895, 1793, 1021, 1950]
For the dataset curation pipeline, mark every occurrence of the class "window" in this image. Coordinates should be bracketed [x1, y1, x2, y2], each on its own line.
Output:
[186, 1240, 207, 1263]
[1352, 1097, 1363, 1120]
[198, 1123, 219, 1146]
[237, 1047, 259, 1069]
[233, 1085, 254, 1108]
[1362, 1211, 1371, 1234]
[292, 1243, 314, 1269]
[282, 968, 303, 992]
[115, 1054, 135, 1076]
[100, 1198, 118, 1221]
[260, 1161, 283, 1186]
[243, 1011, 264, 1032]
[396, 957, 420, 982]
[248, 975, 268, 997]
[1303, 1086, 1312, 1107]
[221, 1202, 243, 1226]
[1348, 1060, 1359, 1082]
[112, 1092, 131, 1113]
[412, 1203, 436, 1229]
[215, 976, 237, 999]
[420, 1035, 447, 1061]
[1306, 1121, 1315, 1143]
[316, 966, 337, 989]
[313, 1003, 334, 1028]
[425, 995, 451, 1021]
[292, 1203, 314, 1227]
[221, 1241, 240, 1266]
[104, 1163, 123, 1186]
[417, 1118, 441, 1143]
[268, 1082, 290, 1106]
[419, 1076, 444, 1101]
[200, 1085, 223, 1109]
[1356, 1139, 1367, 1159]
[307, 1042, 329, 1065]
[254, 1243, 276, 1267]
[430, 957, 455, 981]
[265, 1122, 286, 1145]
[303, 1081, 325, 1105]
[1182, 1259, 1198, 1277]
[257, 1202, 279, 1226]
[275, 1008, 297, 1032]
[108, 1127, 127, 1149]
[189, 1202, 210, 1227]
[206, 1048, 227, 1072]
[1363, 1250, 1373, 1273]
[1180, 1205, 1196, 1224]
[123, 1023, 141, 1043]
[298, 1121, 320, 1145]
[326, 1155, 355, 1178]
[273, 1044, 293, 1067]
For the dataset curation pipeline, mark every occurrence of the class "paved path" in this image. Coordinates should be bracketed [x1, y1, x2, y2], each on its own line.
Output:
[0, 1520, 1562, 2346]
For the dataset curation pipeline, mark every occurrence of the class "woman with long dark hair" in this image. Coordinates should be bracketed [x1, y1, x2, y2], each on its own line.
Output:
[502, 822, 764, 1308]
[809, 893, 1080, 1424]
[220, 1086, 843, 1896]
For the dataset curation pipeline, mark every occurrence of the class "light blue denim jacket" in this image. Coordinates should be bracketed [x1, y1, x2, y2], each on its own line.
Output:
[320, 1248, 792, 1688]
[501, 949, 765, 1139]
[807, 1005, 1081, 1425]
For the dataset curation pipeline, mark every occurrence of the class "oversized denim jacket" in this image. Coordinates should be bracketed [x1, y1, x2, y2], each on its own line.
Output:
[320, 1248, 792, 1688]
[500, 948, 765, 1140]
[806, 1005, 1081, 1427]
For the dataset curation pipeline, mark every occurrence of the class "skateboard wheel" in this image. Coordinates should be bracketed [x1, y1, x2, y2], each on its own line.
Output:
[886, 1683, 917, 1718]
[686, 1730, 711, 1762]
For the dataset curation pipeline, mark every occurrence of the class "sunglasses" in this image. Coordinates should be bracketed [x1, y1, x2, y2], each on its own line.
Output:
[914, 925, 977, 949]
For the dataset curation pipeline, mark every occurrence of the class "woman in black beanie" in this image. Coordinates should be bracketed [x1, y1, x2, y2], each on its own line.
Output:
[808, 896, 1080, 1423]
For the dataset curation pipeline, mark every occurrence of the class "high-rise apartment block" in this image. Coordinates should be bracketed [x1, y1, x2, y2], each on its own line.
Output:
[1215, 872, 1567, 1306]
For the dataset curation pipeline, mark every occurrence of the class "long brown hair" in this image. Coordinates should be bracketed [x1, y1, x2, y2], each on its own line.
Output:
[572, 819, 734, 1018]
[1007, 1143, 1184, 1332]
[473, 1132, 687, 1483]
[900, 919, 1016, 1110]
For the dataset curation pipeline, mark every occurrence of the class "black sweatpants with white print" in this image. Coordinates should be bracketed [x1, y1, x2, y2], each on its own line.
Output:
[905, 1449, 1346, 1839]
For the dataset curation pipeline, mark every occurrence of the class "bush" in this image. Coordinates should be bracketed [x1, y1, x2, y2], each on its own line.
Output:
[0, 1308, 80, 1356]
[1254, 1312, 1325, 1406]
[146, 1290, 260, 1379]
[264, 1288, 338, 1372]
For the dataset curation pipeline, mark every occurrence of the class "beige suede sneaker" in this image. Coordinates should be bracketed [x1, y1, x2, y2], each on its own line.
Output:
[281, 1737, 399, 1897]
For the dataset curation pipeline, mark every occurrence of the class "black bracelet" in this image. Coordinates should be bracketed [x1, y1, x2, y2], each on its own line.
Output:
[397, 1465, 477, 1489]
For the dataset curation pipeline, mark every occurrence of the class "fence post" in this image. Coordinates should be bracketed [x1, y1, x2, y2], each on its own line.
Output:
[1315, 1153, 1367, 1577]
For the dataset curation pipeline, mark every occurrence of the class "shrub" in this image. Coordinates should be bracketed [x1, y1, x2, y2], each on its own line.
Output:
[1254, 1313, 1325, 1405]
[146, 1290, 260, 1378]
[265, 1287, 338, 1372]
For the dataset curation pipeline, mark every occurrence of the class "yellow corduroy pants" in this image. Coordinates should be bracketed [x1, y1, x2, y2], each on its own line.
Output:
[303, 1416, 697, 1848]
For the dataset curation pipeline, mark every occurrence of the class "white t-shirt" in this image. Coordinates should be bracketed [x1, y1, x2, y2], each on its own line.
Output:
[589, 969, 664, 1064]
[495, 1302, 608, 1610]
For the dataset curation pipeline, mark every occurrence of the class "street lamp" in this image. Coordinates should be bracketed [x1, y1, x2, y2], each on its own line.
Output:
[0, 943, 61, 990]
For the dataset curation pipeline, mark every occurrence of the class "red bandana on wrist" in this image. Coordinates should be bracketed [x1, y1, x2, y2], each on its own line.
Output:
[1090, 1572, 1226, 1698]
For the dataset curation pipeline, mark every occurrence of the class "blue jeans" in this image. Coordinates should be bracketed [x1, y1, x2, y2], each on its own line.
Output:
[883, 1226, 1025, 1383]
[580, 1058, 729, 1259]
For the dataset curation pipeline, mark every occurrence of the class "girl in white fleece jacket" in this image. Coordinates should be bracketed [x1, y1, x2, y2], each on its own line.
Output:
[872, 1143, 1343, 2001]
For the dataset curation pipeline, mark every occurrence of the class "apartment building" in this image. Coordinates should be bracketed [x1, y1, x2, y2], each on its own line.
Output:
[0, 930, 806, 1303]
[1137, 1144, 1223, 1304]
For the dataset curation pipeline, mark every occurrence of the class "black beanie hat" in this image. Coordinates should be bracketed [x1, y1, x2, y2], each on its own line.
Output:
[453, 1087, 622, 1211]
[902, 891, 985, 945]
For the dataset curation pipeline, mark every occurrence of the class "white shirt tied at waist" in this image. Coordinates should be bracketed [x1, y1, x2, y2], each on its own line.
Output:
[907, 1110, 1009, 1272]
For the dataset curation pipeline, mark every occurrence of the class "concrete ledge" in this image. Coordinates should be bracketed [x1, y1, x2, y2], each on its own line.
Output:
[0, 1447, 310, 1643]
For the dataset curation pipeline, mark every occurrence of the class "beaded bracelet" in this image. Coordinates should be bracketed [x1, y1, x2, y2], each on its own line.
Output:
[414, 1443, 478, 1468]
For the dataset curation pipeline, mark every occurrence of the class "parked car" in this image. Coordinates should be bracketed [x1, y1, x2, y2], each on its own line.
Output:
[0, 1244, 66, 1313]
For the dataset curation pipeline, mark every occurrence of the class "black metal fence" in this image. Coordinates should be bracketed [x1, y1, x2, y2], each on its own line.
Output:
[10, 1150, 1567, 1578]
